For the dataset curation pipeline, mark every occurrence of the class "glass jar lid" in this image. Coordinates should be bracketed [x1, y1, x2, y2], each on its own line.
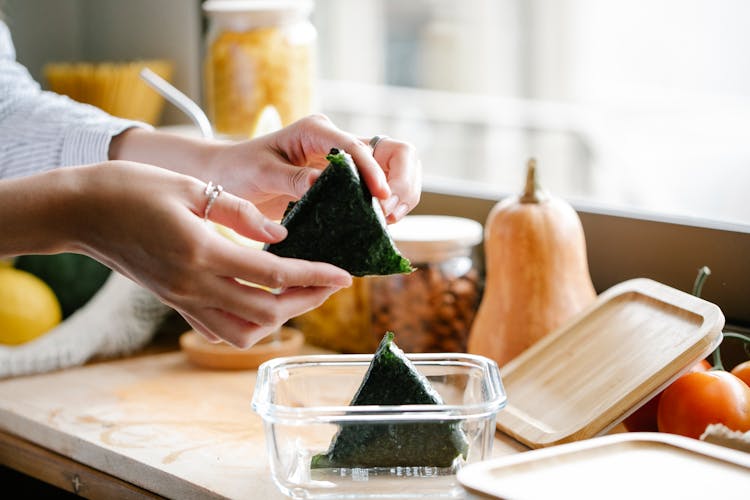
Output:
[387, 215, 484, 263]
[203, 0, 313, 28]
[203, 0, 313, 13]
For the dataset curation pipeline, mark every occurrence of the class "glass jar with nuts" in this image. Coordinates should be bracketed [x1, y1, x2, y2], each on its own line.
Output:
[292, 215, 484, 353]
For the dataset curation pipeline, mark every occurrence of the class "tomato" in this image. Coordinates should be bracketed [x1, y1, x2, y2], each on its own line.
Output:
[694, 359, 712, 371]
[731, 360, 750, 387]
[657, 370, 750, 439]
[623, 360, 711, 432]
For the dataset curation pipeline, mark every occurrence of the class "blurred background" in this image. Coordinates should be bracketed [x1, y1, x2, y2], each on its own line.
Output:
[4, 0, 750, 227]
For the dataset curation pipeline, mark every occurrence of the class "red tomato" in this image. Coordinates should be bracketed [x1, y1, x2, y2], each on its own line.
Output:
[623, 360, 711, 432]
[731, 360, 750, 387]
[657, 370, 750, 439]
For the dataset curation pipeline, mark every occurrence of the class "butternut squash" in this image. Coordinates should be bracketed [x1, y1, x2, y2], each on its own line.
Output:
[467, 159, 596, 367]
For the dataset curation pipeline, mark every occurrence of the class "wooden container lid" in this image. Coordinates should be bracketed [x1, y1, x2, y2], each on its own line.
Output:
[459, 432, 750, 499]
[494, 278, 725, 448]
[179, 326, 304, 370]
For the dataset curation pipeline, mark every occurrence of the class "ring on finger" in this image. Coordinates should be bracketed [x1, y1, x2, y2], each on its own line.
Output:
[368, 135, 389, 155]
[203, 181, 224, 221]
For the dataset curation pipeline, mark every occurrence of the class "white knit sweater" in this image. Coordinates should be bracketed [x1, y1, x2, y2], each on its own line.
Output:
[0, 21, 148, 179]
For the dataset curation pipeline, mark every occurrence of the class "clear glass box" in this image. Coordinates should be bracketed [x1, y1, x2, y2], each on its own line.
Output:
[252, 353, 506, 499]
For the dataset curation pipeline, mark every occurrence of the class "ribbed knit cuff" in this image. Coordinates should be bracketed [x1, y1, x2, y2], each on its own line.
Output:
[61, 119, 154, 167]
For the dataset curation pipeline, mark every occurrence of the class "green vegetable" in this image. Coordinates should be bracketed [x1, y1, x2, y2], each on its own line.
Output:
[14, 253, 111, 318]
[265, 149, 413, 277]
[311, 332, 469, 468]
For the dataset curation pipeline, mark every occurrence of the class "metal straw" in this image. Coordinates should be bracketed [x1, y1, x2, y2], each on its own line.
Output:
[139, 67, 214, 140]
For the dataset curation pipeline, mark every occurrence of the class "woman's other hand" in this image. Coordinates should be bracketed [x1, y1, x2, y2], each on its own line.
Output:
[20, 162, 351, 348]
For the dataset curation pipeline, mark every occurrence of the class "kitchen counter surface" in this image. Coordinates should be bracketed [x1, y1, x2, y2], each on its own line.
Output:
[0, 342, 529, 499]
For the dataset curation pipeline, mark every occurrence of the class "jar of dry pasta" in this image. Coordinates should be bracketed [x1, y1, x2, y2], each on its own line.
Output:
[202, 0, 316, 137]
[292, 216, 485, 354]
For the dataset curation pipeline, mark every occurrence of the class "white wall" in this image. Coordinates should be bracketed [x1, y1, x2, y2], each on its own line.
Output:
[3, 0, 203, 125]
[79, 0, 202, 125]
[2, 0, 83, 80]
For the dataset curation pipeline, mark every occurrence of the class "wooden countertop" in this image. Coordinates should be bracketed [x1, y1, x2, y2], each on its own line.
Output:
[0, 343, 529, 499]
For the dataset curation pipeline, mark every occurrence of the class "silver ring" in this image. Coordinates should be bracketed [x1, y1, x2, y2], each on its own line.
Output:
[203, 181, 224, 221]
[368, 135, 389, 154]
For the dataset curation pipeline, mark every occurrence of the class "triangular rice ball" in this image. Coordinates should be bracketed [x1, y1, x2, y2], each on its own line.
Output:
[311, 332, 469, 468]
[264, 149, 412, 277]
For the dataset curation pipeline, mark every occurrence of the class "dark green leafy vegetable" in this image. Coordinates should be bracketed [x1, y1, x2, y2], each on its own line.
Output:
[311, 332, 469, 468]
[14, 253, 111, 318]
[265, 149, 412, 277]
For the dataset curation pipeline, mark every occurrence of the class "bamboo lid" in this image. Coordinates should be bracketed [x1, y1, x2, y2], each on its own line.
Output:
[494, 278, 725, 448]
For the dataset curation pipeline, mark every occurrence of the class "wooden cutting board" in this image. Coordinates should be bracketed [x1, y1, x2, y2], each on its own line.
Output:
[0, 352, 278, 499]
[0, 349, 527, 499]
[495, 278, 725, 448]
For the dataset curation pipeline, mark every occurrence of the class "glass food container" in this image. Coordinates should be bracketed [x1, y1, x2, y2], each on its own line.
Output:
[251, 352, 506, 499]
[203, 0, 316, 137]
[292, 215, 484, 353]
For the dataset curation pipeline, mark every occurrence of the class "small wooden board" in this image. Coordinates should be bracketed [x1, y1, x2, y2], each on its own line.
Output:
[495, 278, 724, 448]
[179, 326, 304, 370]
[458, 432, 750, 500]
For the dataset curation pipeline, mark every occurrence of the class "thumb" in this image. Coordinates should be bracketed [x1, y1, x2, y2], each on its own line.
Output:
[262, 162, 320, 199]
[205, 190, 287, 243]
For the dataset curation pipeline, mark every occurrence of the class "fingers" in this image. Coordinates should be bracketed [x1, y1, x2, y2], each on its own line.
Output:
[203, 188, 288, 243]
[181, 312, 222, 344]
[265, 114, 422, 220]
[186, 185, 353, 289]
[177, 177, 352, 348]
[212, 243, 352, 289]
[292, 115, 422, 216]
[371, 139, 423, 223]
[278, 114, 391, 199]
[255, 160, 321, 199]
[186, 285, 340, 348]
[175, 246, 348, 348]
[202, 276, 333, 326]
[336, 136, 392, 200]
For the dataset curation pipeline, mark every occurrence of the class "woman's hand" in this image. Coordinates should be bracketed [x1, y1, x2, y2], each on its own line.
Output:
[4, 162, 351, 348]
[111, 115, 422, 223]
[210, 114, 422, 222]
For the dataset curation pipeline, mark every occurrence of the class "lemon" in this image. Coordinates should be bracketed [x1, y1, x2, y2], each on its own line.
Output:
[0, 257, 14, 267]
[250, 105, 283, 139]
[0, 267, 62, 345]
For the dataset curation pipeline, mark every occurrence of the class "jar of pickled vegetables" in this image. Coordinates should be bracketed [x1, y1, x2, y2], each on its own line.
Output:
[202, 0, 316, 138]
[291, 215, 485, 354]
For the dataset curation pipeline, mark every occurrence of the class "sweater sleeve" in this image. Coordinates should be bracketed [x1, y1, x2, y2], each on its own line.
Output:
[0, 21, 153, 180]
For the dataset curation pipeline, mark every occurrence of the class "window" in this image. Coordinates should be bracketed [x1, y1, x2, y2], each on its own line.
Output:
[313, 0, 750, 228]
[313, 0, 750, 333]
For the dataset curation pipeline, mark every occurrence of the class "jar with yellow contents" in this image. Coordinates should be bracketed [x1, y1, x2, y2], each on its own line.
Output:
[202, 0, 316, 138]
